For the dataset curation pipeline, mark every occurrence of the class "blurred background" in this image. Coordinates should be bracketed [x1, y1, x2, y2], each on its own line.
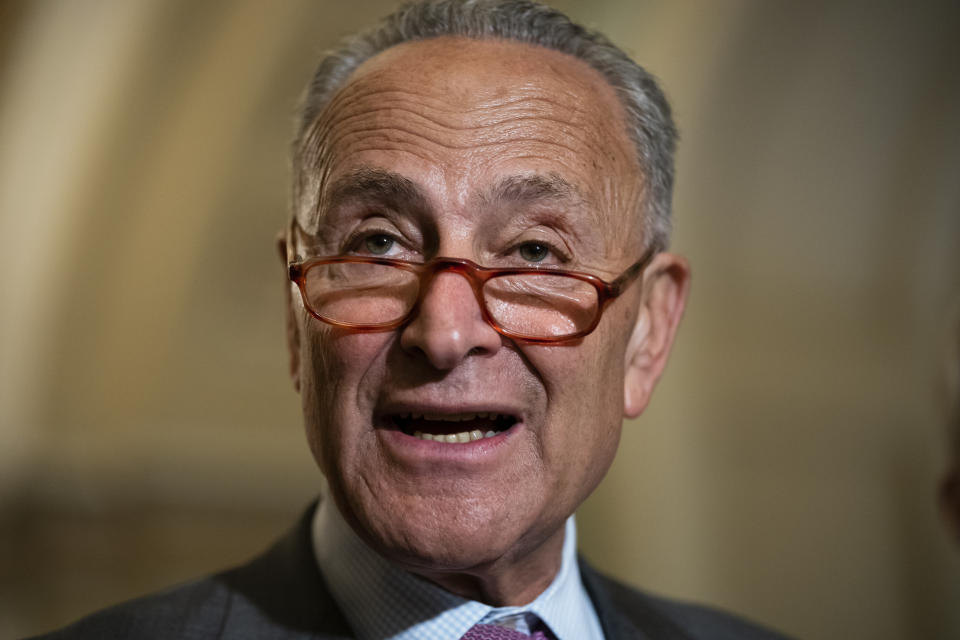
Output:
[1, 0, 958, 637]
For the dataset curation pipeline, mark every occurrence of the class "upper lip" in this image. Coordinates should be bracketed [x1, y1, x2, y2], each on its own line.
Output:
[376, 402, 524, 422]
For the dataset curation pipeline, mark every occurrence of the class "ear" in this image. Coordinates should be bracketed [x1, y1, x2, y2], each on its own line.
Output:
[623, 252, 690, 418]
[277, 232, 301, 393]
[939, 463, 960, 544]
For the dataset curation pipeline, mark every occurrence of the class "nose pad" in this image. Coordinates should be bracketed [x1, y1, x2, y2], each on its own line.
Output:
[399, 270, 502, 370]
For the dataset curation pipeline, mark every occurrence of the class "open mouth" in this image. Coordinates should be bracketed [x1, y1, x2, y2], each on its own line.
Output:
[390, 412, 518, 443]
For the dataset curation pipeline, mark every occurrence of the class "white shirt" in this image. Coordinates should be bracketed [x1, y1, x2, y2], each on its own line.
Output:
[311, 497, 605, 640]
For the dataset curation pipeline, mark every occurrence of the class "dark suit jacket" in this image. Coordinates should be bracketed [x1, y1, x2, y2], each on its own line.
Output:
[30, 505, 790, 639]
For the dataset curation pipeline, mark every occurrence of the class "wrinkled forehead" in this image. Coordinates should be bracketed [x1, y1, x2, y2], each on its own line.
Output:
[296, 37, 645, 248]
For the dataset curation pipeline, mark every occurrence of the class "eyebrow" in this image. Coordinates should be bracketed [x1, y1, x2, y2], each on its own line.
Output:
[324, 167, 428, 213]
[480, 173, 587, 210]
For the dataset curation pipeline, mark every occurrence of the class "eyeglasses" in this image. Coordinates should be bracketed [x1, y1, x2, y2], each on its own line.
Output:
[287, 246, 655, 344]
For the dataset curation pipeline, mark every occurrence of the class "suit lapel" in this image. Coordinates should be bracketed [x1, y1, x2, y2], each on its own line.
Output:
[215, 502, 355, 639]
[578, 557, 692, 640]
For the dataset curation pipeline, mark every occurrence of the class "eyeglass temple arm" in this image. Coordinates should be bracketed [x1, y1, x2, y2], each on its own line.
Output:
[287, 216, 314, 266]
[608, 245, 658, 295]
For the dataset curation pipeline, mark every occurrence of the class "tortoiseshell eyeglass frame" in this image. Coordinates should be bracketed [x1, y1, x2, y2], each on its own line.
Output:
[286, 218, 657, 345]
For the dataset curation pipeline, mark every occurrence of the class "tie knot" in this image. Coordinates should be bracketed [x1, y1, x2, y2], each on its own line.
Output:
[460, 621, 554, 639]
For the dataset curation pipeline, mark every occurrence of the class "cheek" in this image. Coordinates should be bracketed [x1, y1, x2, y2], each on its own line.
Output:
[299, 325, 392, 475]
[527, 326, 628, 470]
[572, 343, 626, 454]
[571, 334, 630, 488]
[550, 319, 630, 415]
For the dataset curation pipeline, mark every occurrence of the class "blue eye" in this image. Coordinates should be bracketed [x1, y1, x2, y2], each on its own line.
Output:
[518, 242, 550, 262]
[364, 234, 395, 255]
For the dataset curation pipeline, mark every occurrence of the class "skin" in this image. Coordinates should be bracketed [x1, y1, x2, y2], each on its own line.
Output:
[283, 37, 690, 606]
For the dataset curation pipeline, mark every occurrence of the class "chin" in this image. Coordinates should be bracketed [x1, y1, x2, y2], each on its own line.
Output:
[349, 489, 535, 572]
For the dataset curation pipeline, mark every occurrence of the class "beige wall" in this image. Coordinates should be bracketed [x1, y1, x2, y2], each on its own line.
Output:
[1, 1, 958, 637]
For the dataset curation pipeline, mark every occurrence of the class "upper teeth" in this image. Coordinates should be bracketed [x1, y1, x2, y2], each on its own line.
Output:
[396, 412, 511, 444]
[398, 412, 506, 422]
[413, 429, 500, 443]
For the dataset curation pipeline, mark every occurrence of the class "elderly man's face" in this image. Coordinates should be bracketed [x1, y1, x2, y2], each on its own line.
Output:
[287, 37, 685, 592]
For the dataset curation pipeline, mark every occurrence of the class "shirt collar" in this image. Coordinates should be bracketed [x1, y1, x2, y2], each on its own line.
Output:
[311, 497, 604, 640]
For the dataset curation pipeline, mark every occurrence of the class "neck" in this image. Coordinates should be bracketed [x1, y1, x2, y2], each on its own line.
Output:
[409, 524, 567, 606]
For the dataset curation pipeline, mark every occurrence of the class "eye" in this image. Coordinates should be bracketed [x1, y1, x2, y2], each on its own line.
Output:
[517, 242, 551, 263]
[363, 233, 395, 256]
[343, 228, 404, 257]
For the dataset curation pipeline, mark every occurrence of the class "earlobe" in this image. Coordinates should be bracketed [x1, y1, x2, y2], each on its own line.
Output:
[623, 252, 691, 418]
[940, 465, 960, 543]
[277, 233, 301, 393]
[286, 286, 302, 393]
[623, 310, 652, 418]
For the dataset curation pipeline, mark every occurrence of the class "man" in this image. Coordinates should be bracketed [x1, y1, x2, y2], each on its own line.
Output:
[35, 1, 789, 638]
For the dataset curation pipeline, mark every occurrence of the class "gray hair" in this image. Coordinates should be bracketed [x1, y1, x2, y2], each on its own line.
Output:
[294, 0, 677, 250]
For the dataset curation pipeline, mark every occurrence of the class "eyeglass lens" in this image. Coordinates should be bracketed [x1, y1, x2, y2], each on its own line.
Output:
[301, 262, 599, 338]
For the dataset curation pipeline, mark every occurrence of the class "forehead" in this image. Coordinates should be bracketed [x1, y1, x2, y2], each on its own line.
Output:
[303, 37, 643, 247]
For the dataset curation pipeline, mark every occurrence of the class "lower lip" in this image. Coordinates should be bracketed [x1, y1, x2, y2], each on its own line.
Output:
[378, 424, 517, 465]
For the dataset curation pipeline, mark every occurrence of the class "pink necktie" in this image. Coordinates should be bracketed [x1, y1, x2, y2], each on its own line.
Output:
[460, 622, 553, 639]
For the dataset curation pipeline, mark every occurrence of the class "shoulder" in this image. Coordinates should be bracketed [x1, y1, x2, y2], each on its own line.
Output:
[28, 504, 353, 639]
[578, 558, 793, 640]
[25, 577, 231, 639]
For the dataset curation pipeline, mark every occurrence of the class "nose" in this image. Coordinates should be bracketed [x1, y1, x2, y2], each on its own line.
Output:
[399, 270, 503, 370]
